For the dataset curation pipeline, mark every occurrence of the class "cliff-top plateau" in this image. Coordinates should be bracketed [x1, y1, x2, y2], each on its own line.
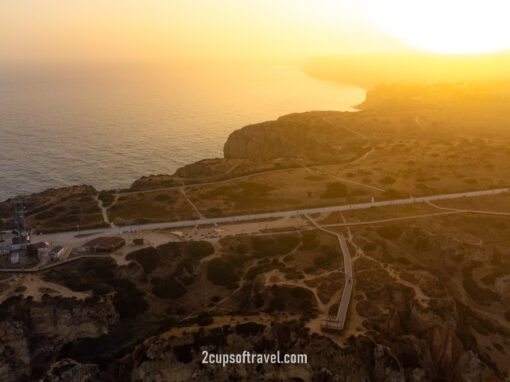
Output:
[1, 81, 510, 381]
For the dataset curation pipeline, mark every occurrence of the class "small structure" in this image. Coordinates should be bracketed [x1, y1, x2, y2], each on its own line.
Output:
[80, 237, 125, 253]
[1, 232, 14, 255]
[12, 197, 30, 249]
[133, 238, 144, 246]
[11, 237, 21, 251]
[33, 242, 50, 255]
[49, 246, 65, 261]
[11, 235, 30, 251]
[13, 197, 25, 233]
[10, 252, 19, 264]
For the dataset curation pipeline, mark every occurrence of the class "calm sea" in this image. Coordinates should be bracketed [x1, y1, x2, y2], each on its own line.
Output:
[0, 63, 365, 201]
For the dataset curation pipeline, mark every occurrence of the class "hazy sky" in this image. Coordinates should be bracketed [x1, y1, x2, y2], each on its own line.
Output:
[3, 1, 510, 65]
[0, 0, 407, 64]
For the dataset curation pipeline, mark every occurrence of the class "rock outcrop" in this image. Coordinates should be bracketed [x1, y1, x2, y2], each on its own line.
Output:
[121, 322, 400, 382]
[0, 295, 118, 382]
[40, 358, 101, 382]
[223, 112, 366, 163]
[99, 321, 486, 382]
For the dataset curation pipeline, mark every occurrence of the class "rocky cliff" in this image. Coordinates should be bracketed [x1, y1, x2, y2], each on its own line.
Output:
[223, 111, 367, 164]
[99, 321, 485, 382]
[0, 295, 118, 381]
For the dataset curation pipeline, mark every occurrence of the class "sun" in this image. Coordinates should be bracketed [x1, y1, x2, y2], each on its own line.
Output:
[369, 0, 510, 54]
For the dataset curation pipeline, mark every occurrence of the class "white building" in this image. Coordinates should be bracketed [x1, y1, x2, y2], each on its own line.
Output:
[48, 246, 65, 261]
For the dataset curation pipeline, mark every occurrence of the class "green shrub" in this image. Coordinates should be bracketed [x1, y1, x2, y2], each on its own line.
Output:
[207, 258, 239, 286]
[301, 231, 319, 250]
[112, 279, 148, 319]
[157, 242, 181, 258]
[462, 278, 500, 304]
[265, 285, 318, 320]
[182, 276, 195, 285]
[381, 189, 405, 200]
[414, 236, 429, 251]
[493, 221, 507, 230]
[313, 246, 338, 268]
[59, 214, 80, 224]
[376, 225, 403, 240]
[251, 234, 300, 258]
[154, 194, 172, 202]
[197, 312, 214, 326]
[480, 271, 503, 286]
[127, 247, 159, 273]
[43, 259, 115, 296]
[35, 210, 58, 220]
[98, 191, 115, 207]
[379, 176, 396, 184]
[83, 206, 98, 214]
[321, 182, 349, 199]
[462, 263, 500, 305]
[363, 242, 377, 251]
[152, 276, 187, 299]
[244, 259, 298, 281]
[187, 241, 214, 258]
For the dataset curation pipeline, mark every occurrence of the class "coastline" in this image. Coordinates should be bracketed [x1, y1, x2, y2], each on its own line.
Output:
[0, 64, 365, 201]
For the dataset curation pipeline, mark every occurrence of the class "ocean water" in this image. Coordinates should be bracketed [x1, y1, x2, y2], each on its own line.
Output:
[0, 63, 365, 201]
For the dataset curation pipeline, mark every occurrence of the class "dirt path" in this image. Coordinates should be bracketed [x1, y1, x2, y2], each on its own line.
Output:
[94, 194, 114, 227]
[180, 187, 204, 219]
[426, 200, 510, 217]
[325, 210, 463, 228]
[114, 118, 377, 199]
[310, 166, 385, 192]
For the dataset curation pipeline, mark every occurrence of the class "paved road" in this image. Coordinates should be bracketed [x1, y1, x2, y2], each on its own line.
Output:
[5, 187, 509, 276]
[36, 187, 510, 246]
[304, 214, 353, 331]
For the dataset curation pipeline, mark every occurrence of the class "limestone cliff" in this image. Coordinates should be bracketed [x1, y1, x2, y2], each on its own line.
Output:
[0, 295, 118, 382]
[223, 112, 367, 164]
[107, 321, 485, 382]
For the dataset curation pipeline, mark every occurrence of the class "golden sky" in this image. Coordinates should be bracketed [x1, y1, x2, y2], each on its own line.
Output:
[2, 0, 510, 64]
[0, 1, 402, 64]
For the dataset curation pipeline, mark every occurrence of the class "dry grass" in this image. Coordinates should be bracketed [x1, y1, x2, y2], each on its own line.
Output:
[108, 190, 197, 225]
